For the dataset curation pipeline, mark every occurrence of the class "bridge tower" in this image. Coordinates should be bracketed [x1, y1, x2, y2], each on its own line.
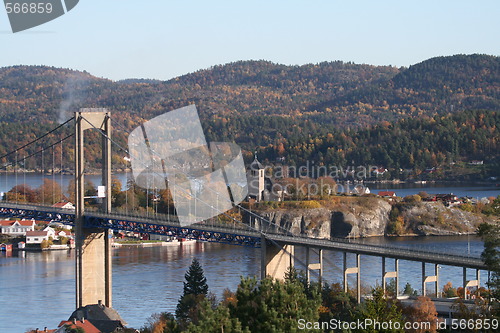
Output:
[74, 109, 112, 309]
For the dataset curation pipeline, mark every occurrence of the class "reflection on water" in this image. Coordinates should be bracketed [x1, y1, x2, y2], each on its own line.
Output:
[0, 236, 487, 331]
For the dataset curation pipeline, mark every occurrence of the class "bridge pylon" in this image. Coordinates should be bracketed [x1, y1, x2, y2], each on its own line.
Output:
[74, 109, 112, 309]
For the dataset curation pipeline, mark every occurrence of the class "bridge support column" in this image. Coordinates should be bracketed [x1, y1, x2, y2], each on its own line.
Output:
[76, 228, 112, 308]
[261, 236, 294, 280]
[382, 257, 399, 297]
[305, 247, 323, 284]
[422, 263, 439, 297]
[75, 110, 112, 309]
[463, 268, 480, 300]
[343, 252, 361, 303]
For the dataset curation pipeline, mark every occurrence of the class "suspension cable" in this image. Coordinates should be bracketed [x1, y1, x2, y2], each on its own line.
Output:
[41, 148, 44, 204]
[104, 117, 295, 237]
[1, 134, 74, 170]
[0, 117, 74, 161]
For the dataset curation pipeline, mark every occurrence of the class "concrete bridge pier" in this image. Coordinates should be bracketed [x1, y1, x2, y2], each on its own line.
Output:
[463, 268, 480, 300]
[305, 247, 323, 284]
[261, 236, 294, 280]
[382, 257, 399, 297]
[422, 263, 439, 297]
[76, 227, 112, 307]
[343, 252, 361, 303]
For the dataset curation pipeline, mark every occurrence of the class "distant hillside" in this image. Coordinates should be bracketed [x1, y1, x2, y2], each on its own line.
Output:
[312, 54, 500, 124]
[0, 55, 498, 176]
[0, 55, 498, 126]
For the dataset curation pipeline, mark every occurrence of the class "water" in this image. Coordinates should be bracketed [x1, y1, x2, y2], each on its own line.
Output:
[0, 172, 132, 195]
[0, 173, 498, 200]
[369, 182, 500, 199]
[0, 236, 487, 332]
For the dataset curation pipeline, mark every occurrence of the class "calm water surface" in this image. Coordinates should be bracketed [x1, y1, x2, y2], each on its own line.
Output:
[0, 174, 498, 199]
[0, 236, 487, 332]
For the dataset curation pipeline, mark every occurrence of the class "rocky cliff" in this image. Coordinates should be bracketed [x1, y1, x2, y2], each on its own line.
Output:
[246, 197, 493, 239]
[400, 201, 490, 236]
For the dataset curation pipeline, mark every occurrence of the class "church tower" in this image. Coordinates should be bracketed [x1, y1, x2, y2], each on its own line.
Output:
[247, 153, 265, 202]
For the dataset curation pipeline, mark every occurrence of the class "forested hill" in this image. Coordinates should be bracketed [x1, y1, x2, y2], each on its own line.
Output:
[0, 54, 498, 176]
[0, 54, 498, 126]
[311, 54, 499, 124]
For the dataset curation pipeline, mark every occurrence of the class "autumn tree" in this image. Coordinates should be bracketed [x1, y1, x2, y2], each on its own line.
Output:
[442, 281, 458, 298]
[38, 178, 64, 204]
[5, 184, 38, 203]
[403, 296, 438, 333]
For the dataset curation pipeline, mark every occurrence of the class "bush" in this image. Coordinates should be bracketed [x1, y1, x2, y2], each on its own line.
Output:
[40, 239, 52, 249]
[404, 194, 422, 204]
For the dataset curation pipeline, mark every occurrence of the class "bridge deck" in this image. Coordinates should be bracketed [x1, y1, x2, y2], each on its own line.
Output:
[0, 202, 486, 270]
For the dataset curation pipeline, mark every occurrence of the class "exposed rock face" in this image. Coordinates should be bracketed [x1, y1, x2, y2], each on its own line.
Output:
[249, 208, 332, 239]
[247, 198, 392, 239]
[402, 201, 489, 236]
[246, 198, 493, 239]
[330, 199, 392, 238]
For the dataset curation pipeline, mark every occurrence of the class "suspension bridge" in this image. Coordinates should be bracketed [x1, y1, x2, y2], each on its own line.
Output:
[0, 109, 487, 310]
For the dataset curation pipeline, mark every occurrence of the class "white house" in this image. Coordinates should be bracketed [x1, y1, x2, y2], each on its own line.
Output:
[26, 228, 56, 245]
[0, 219, 36, 236]
[49, 221, 73, 230]
[55, 229, 73, 240]
[52, 202, 75, 210]
[372, 167, 388, 176]
[353, 186, 371, 195]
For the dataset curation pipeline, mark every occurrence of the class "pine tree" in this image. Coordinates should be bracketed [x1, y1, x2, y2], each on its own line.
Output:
[185, 300, 249, 333]
[229, 277, 322, 332]
[354, 286, 405, 333]
[176, 258, 209, 326]
[478, 219, 500, 313]
[183, 258, 208, 296]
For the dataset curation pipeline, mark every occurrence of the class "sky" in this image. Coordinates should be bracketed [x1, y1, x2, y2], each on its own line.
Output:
[0, 0, 499, 81]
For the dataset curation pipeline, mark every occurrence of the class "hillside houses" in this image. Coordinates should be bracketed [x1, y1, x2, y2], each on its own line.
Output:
[0, 219, 36, 236]
[1, 220, 74, 249]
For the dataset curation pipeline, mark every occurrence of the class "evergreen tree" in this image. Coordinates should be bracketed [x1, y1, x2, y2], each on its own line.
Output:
[354, 286, 405, 333]
[175, 258, 209, 327]
[183, 258, 209, 296]
[185, 300, 249, 333]
[229, 277, 322, 333]
[478, 219, 500, 314]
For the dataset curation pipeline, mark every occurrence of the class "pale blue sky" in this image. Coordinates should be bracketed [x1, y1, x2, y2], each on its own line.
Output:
[1, 0, 498, 81]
